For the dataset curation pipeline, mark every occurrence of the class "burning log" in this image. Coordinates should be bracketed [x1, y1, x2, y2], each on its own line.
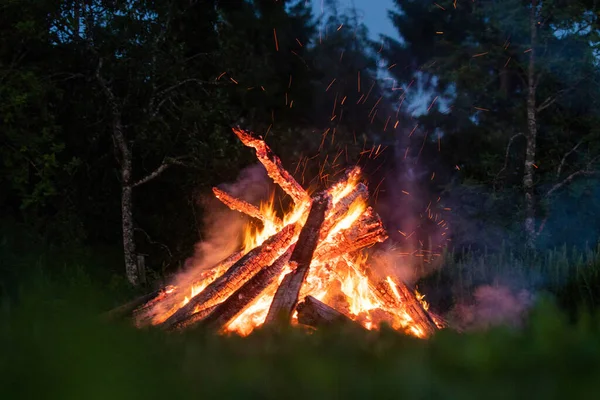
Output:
[296, 296, 359, 329]
[314, 207, 388, 262]
[133, 251, 243, 327]
[162, 223, 298, 329]
[320, 182, 368, 239]
[195, 246, 295, 331]
[131, 127, 442, 339]
[167, 304, 219, 331]
[233, 127, 310, 206]
[213, 187, 282, 226]
[373, 278, 437, 337]
[102, 287, 172, 322]
[264, 193, 331, 325]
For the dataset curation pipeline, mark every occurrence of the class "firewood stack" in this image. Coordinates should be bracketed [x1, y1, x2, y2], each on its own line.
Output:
[130, 128, 441, 338]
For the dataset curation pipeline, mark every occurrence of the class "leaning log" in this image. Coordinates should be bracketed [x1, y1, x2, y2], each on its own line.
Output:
[264, 193, 331, 325]
[101, 286, 172, 322]
[314, 207, 388, 262]
[319, 182, 368, 240]
[372, 278, 437, 338]
[296, 295, 359, 328]
[167, 304, 219, 331]
[197, 245, 295, 331]
[213, 187, 282, 226]
[162, 223, 298, 329]
[133, 251, 243, 327]
[233, 127, 310, 205]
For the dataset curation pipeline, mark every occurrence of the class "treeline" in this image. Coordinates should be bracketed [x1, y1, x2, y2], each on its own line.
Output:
[384, 0, 600, 251]
[2, 0, 600, 287]
[0, 0, 391, 285]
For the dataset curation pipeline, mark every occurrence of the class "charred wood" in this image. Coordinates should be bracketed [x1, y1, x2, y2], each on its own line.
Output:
[162, 223, 298, 329]
[102, 287, 170, 322]
[133, 251, 243, 327]
[167, 305, 219, 331]
[264, 193, 330, 325]
[197, 246, 295, 331]
[296, 296, 358, 328]
[232, 127, 309, 205]
[314, 207, 387, 261]
[373, 278, 437, 337]
[213, 187, 282, 226]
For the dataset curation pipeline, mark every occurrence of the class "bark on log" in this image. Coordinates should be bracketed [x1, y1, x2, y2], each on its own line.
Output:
[314, 207, 387, 262]
[327, 166, 362, 203]
[162, 223, 298, 329]
[320, 182, 368, 239]
[213, 187, 282, 226]
[167, 304, 219, 331]
[296, 296, 358, 328]
[373, 278, 437, 337]
[197, 246, 295, 331]
[102, 287, 170, 322]
[133, 251, 243, 327]
[233, 127, 310, 205]
[264, 193, 331, 325]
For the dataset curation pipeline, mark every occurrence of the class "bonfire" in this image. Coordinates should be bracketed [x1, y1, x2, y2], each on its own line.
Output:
[129, 128, 443, 338]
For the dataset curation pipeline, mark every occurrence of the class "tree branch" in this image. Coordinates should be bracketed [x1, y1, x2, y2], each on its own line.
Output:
[149, 79, 221, 117]
[556, 139, 583, 179]
[494, 132, 524, 186]
[132, 157, 186, 187]
[544, 156, 600, 199]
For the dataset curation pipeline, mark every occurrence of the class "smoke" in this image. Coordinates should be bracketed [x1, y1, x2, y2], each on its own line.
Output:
[176, 164, 272, 285]
[449, 284, 535, 331]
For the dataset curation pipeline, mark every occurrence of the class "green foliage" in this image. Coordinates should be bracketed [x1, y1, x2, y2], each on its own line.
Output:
[384, 0, 600, 248]
[2, 275, 600, 399]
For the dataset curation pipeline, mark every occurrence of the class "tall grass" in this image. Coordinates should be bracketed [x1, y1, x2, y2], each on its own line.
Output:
[416, 242, 600, 316]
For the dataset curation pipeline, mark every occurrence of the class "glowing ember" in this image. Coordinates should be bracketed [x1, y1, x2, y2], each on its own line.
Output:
[133, 128, 441, 338]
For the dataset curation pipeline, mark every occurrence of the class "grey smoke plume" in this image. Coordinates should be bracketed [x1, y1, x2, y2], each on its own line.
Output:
[177, 164, 272, 285]
[449, 285, 535, 331]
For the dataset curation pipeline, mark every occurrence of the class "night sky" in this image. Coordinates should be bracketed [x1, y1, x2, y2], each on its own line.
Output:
[311, 0, 400, 40]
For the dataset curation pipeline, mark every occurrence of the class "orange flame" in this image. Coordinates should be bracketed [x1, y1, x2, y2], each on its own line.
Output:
[139, 164, 437, 339]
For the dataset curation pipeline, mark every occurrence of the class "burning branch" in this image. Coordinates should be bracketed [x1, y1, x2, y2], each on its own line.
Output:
[233, 127, 310, 206]
[213, 187, 282, 226]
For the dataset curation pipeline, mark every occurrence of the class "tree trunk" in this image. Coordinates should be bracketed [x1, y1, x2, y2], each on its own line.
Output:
[120, 166, 138, 285]
[524, 0, 538, 249]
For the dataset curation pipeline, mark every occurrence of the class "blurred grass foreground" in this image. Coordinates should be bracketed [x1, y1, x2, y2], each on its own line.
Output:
[2, 280, 600, 400]
[3, 301, 600, 400]
[3, 225, 600, 399]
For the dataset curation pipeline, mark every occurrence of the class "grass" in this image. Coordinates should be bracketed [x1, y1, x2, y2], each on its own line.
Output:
[2, 284, 600, 400]
[3, 221, 600, 399]
[416, 242, 600, 317]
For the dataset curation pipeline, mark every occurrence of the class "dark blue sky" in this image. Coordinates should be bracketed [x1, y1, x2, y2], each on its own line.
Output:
[311, 0, 400, 40]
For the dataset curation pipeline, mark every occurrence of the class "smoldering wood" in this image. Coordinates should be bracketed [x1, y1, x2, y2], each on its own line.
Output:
[372, 278, 437, 337]
[101, 287, 169, 322]
[133, 251, 243, 327]
[296, 296, 359, 328]
[264, 194, 330, 325]
[196, 245, 295, 331]
[161, 223, 298, 329]
[167, 304, 219, 331]
[319, 183, 368, 239]
[213, 187, 282, 226]
[232, 127, 310, 205]
[313, 207, 388, 262]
